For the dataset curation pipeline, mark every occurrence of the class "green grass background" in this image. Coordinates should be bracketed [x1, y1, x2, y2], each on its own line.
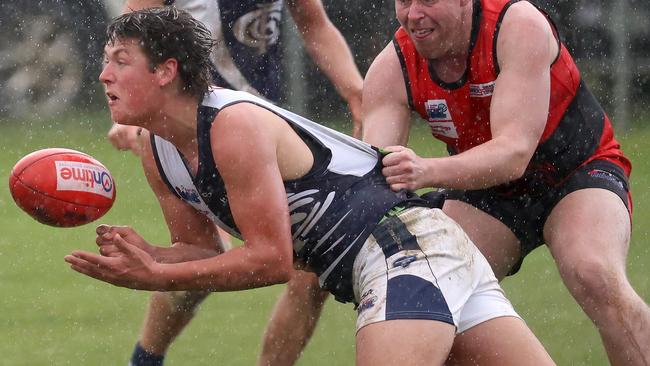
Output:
[0, 112, 648, 365]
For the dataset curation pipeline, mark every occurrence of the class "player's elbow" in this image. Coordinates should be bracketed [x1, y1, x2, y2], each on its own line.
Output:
[261, 264, 293, 286]
[255, 249, 294, 286]
[505, 146, 534, 181]
[271, 268, 293, 285]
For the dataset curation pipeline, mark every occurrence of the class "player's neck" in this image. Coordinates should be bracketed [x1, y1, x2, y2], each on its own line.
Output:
[150, 93, 199, 158]
[429, 53, 469, 83]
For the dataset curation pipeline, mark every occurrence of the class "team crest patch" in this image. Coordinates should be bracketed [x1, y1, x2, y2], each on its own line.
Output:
[469, 81, 495, 97]
[425, 99, 458, 138]
[425, 99, 451, 121]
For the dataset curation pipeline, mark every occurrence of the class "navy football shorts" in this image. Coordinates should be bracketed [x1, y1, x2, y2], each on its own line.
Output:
[442, 159, 631, 275]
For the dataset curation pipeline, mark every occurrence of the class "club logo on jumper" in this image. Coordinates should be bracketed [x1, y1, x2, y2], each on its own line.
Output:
[425, 99, 458, 138]
[469, 81, 495, 97]
[357, 289, 378, 315]
[175, 185, 201, 204]
[233, 0, 283, 55]
[56, 161, 113, 198]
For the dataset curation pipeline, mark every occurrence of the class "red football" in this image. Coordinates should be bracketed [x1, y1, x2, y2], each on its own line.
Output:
[9, 148, 117, 227]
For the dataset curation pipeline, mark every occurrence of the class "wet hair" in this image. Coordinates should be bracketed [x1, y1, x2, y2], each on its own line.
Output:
[106, 7, 215, 100]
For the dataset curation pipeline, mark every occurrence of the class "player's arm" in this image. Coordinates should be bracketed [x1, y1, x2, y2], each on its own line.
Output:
[361, 42, 413, 147]
[139, 130, 226, 262]
[154, 104, 295, 291]
[163, 104, 295, 291]
[286, 0, 363, 137]
[376, 3, 556, 191]
[67, 106, 295, 291]
[122, 0, 165, 12]
[432, 2, 553, 189]
[95, 130, 225, 263]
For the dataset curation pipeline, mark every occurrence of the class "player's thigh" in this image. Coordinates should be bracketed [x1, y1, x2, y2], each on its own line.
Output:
[356, 319, 455, 366]
[544, 188, 631, 277]
[447, 316, 555, 366]
[443, 199, 520, 279]
[286, 269, 329, 310]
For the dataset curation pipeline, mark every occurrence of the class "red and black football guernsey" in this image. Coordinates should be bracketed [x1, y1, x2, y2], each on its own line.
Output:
[393, 0, 631, 192]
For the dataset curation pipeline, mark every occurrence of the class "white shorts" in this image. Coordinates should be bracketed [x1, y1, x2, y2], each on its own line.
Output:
[352, 207, 519, 333]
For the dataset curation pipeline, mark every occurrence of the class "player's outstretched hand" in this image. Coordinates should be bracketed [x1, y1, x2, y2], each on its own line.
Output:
[95, 224, 154, 258]
[380, 146, 429, 192]
[65, 232, 162, 291]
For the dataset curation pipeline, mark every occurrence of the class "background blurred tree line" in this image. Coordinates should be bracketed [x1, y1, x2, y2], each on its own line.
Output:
[282, 0, 650, 130]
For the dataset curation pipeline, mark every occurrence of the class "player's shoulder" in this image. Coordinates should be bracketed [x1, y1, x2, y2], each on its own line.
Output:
[139, 132, 186, 198]
[202, 87, 266, 109]
[139, 130, 161, 177]
[213, 101, 283, 140]
[373, 42, 400, 69]
[364, 42, 406, 101]
[497, 1, 556, 63]
[365, 42, 401, 83]
[500, 1, 553, 36]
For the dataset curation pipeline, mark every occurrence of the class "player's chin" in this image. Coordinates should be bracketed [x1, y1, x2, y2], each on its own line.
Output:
[107, 109, 124, 124]
[109, 111, 137, 127]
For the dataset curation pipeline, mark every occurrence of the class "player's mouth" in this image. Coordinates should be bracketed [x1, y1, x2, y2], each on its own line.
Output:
[411, 28, 434, 40]
[106, 92, 119, 105]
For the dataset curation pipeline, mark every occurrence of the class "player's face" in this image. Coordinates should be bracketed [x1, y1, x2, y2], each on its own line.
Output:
[395, 0, 467, 59]
[99, 38, 160, 126]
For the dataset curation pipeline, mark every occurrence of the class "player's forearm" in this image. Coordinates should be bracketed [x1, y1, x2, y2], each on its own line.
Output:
[362, 111, 411, 147]
[301, 25, 363, 103]
[122, 0, 164, 13]
[150, 242, 222, 264]
[426, 137, 533, 190]
[155, 245, 293, 292]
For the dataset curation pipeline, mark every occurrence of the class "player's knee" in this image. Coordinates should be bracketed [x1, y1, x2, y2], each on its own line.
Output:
[561, 257, 625, 304]
[162, 291, 210, 314]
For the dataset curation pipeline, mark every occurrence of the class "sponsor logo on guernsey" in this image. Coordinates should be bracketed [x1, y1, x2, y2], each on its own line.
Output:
[425, 99, 458, 138]
[469, 81, 495, 97]
[356, 289, 378, 315]
[175, 185, 201, 204]
[56, 161, 113, 198]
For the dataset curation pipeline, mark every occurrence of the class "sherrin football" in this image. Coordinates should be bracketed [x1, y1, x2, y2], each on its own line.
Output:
[9, 148, 116, 227]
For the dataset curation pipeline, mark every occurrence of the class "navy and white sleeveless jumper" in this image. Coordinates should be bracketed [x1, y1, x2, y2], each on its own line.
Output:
[150, 88, 423, 302]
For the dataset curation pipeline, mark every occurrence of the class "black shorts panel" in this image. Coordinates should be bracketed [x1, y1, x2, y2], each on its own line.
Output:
[441, 160, 631, 275]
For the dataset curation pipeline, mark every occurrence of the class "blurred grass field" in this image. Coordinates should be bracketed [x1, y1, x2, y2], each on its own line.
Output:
[0, 112, 649, 365]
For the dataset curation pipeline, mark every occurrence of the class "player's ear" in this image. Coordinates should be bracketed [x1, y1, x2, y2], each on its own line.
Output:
[156, 58, 179, 87]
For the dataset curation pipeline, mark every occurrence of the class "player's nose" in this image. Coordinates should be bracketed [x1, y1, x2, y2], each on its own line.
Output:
[99, 64, 114, 84]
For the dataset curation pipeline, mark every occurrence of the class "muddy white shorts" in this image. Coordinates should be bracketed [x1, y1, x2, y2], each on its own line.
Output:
[353, 207, 519, 333]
